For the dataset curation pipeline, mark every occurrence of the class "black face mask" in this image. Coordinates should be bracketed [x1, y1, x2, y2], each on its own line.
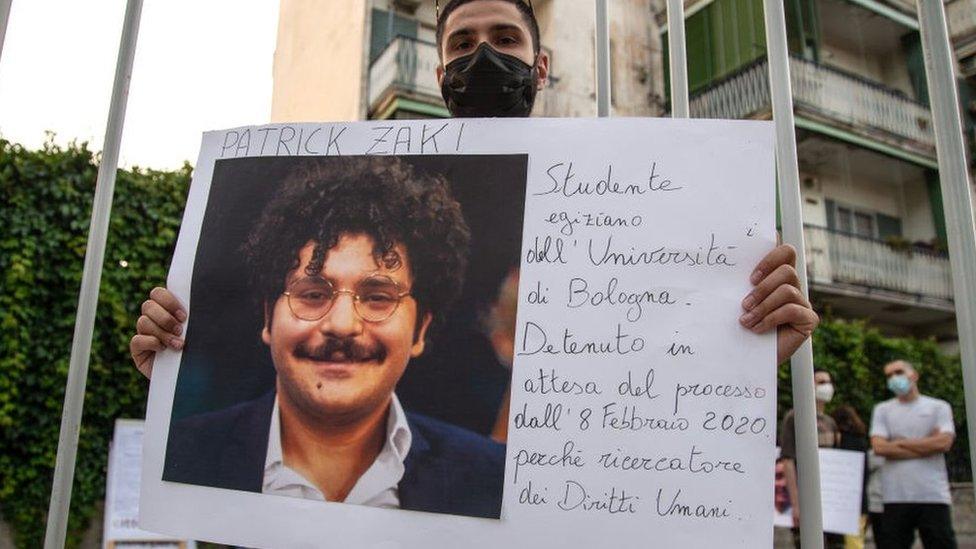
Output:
[440, 43, 538, 118]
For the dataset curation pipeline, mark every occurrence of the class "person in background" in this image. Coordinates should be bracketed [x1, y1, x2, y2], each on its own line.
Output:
[870, 360, 957, 549]
[832, 404, 870, 549]
[780, 368, 843, 548]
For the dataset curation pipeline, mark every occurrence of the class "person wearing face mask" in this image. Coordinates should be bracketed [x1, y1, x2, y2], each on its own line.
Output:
[779, 369, 843, 548]
[870, 360, 957, 549]
[131, 0, 819, 447]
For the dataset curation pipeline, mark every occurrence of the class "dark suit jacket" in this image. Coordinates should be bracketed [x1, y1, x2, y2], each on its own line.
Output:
[162, 391, 505, 519]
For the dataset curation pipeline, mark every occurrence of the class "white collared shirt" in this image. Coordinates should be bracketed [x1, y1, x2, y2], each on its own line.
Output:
[262, 394, 412, 508]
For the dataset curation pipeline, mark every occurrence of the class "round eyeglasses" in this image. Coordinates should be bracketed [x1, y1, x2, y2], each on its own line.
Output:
[283, 274, 412, 323]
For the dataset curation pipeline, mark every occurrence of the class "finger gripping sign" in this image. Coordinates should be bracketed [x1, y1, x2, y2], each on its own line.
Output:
[141, 118, 777, 548]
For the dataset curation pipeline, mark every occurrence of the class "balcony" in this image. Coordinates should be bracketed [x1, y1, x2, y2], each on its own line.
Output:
[368, 36, 446, 119]
[803, 224, 953, 307]
[689, 56, 936, 159]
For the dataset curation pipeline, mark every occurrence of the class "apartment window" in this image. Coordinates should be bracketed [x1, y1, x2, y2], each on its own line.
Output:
[826, 200, 902, 240]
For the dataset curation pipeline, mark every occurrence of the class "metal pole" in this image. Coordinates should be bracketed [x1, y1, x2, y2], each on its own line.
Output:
[0, 0, 12, 65]
[916, 0, 976, 500]
[666, 0, 689, 118]
[43, 0, 143, 546]
[762, 0, 824, 547]
[595, 0, 611, 117]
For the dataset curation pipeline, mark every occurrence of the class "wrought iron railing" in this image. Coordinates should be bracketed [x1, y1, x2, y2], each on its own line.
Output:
[689, 56, 936, 150]
[803, 224, 953, 302]
[368, 36, 441, 109]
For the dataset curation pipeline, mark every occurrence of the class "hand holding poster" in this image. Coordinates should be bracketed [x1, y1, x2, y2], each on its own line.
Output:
[141, 118, 777, 548]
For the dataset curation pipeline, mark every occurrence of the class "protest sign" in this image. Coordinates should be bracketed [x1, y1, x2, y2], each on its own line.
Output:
[141, 118, 777, 548]
[773, 447, 865, 535]
[104, 420, 192, 548]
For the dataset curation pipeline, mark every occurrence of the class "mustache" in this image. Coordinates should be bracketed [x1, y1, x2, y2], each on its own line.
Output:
[293, 338, 386, 363]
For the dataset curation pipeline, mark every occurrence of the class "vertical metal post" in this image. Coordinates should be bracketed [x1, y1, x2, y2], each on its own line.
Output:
[595, 0, 611, 117]
[917, 0, 976, 499]
[0, 0, 12, 65]
[43, 1, 143, 547]
[762, 0, 824, 547]
[666, 0, 689, 118]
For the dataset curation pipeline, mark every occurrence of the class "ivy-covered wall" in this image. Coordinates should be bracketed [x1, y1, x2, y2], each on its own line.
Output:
[0, 139, 967, 546]
[0, 139, 189, 547]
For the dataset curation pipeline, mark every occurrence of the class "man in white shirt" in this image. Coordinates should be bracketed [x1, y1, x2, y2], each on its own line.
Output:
[162, 156, 505, 519]
[870, 360, 957, 549]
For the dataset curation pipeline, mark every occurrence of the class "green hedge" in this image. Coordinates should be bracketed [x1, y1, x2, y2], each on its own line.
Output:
[779, 317, 968, 479]
[0, 139, 967, 545]
[0, 139, 189, 547]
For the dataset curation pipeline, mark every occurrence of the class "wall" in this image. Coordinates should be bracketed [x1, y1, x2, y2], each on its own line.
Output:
[816, 0, 916, 97]
[271, 0, 369, 122]
[534, 0, 658, 118]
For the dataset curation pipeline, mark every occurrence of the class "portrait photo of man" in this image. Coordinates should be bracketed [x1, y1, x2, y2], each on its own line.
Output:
[162, 154, 529, 520]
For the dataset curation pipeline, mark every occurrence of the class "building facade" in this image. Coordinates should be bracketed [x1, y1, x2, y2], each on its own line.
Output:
[272, 0, 976, 348]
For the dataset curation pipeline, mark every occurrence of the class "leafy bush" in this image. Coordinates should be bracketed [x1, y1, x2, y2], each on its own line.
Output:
[778, 316, 968, 480]
[0, 138, 189, 546]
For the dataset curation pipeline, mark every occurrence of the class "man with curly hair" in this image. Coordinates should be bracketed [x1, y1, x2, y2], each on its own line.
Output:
[162, 157, 504, 518]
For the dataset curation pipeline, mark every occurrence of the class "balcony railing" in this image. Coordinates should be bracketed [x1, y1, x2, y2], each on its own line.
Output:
[803, 225, 953, 302]
[948, 0, 976, 44]
[690, 56, 936, 151]
[368, 36, 441, 111]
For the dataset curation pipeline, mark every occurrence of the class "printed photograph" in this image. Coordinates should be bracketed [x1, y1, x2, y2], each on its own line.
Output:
[162, 154, 528, 520]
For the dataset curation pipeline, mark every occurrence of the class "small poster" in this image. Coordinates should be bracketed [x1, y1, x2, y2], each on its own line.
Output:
[773, 447, 865, 535]
[103, 419, 192, 548]
[141, 118, 777, 548]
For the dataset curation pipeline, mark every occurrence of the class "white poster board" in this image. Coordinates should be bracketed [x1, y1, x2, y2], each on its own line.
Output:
[103, 419, 192, 548]
[141, 118, 777, 548]
[773, 447, 865, 535]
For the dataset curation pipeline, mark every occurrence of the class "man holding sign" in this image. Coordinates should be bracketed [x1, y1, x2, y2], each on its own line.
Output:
[132, 0, 817, 381]
[131, 0, 820, 537]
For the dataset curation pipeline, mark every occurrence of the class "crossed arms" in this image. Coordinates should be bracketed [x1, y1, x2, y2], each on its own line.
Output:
[871, 431, 954, 460]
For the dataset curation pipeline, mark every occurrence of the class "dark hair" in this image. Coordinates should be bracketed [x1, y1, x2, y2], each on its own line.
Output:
[831, 405, 867, 437]
[242, 156, 471, 327]
[435, 0, 541, 57]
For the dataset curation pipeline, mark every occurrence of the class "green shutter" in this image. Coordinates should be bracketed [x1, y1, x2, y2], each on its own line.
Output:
[785, 0, 820, 60]
[925, 170, 947, 245]
[686, 9, 712, 92]
[680, 0, 769, 94]
[902, 31, 929, 105]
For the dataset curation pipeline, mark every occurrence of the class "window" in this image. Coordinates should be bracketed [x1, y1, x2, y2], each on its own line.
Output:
[826, 200, 902, 240]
